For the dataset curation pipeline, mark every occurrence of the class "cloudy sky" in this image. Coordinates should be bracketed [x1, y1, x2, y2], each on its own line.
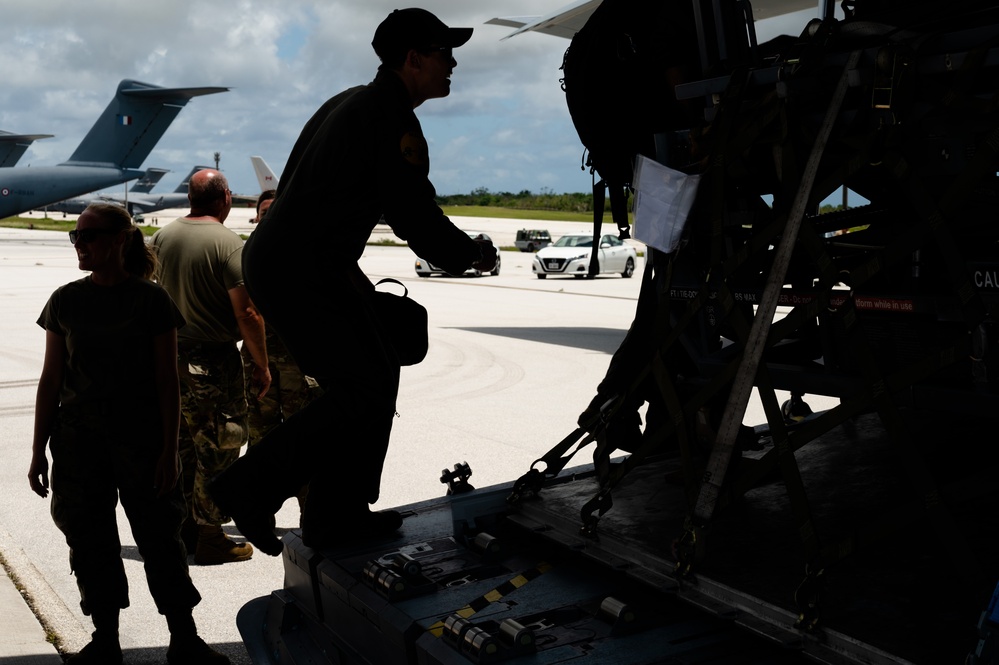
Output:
[0, 1, 820, 198]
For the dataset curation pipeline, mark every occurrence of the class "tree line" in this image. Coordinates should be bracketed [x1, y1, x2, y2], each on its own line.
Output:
[434, 188, 854, 216]
[436, 188, 595, 213]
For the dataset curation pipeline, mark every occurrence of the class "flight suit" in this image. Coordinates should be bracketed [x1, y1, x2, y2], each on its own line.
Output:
[213, 68, 482, 542]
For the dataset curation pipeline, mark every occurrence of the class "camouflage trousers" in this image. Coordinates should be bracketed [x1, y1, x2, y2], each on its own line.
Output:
[241, 327, 323, 447]
[49, 408, 200, 615]
[241, 327, 321, 510]
[178, 341, 248, 526]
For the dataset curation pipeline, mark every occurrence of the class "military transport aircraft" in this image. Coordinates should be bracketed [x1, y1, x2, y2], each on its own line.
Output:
[47, 164, 213, 217]
[115, 164, 213, 216]
[0, 131, 53, 168]
[45, 166, 170, 215]
[0, 79, 227, 219]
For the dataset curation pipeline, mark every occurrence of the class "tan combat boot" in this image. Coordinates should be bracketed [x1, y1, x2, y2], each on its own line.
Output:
[193, 524, 253, 565]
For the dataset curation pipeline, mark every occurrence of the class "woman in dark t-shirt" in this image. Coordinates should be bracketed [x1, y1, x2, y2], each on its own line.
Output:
[28, 203, 230, 665]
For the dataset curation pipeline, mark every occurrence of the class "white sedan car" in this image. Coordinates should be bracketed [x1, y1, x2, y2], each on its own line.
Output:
[414, 231, 501, 277]
[532, 233, 637, 279]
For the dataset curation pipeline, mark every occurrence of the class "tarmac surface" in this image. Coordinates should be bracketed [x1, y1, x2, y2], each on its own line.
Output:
[0, 210, 823, 664]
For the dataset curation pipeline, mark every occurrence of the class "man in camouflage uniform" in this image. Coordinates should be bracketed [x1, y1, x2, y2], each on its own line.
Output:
[240, 190, 320, 513]
[152, 169, 271, 565]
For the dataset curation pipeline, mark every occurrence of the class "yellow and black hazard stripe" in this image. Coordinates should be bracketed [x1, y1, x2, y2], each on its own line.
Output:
[428, 562, 552, 637]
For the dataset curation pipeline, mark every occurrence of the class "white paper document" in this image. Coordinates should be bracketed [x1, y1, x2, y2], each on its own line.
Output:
[632, 155, 701, 254]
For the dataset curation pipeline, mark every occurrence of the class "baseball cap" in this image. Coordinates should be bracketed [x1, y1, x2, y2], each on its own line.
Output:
[372, 8, 473, 61]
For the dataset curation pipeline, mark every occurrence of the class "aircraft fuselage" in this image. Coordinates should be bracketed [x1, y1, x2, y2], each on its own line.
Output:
[0, 166, 143, 219]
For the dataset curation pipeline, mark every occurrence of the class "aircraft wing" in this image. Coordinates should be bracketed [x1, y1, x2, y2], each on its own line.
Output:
[0, 131, 53, 167]
[483, 16, 540, 29]
[486, 0, 600, 39]
[487, 0, 820, 39]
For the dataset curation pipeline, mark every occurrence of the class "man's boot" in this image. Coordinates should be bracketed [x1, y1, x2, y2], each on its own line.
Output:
[67, 609, 122, 664]
[208, 475, 283, 556]
[166, 611, 231, 664]
[193, 524, 253, 565]
[167, 634, 231, 664]
[67, 631, 123, 664]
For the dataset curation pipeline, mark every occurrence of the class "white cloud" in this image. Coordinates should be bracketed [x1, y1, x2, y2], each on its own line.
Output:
[0, 1, 820, 199]
[0, 0, 599, 197]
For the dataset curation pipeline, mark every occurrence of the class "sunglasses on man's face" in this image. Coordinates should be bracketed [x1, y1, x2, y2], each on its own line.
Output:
[69, 228, 120, 245]
[426, 45, 452, 59]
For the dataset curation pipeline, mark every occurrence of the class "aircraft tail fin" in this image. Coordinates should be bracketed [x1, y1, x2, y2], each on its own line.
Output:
[128, 167, 170, 193]
[64, 79, 228, 169]
[173, 165, 214, 193]
[250, 155, 279, 192]
[0, 131, 54, 167]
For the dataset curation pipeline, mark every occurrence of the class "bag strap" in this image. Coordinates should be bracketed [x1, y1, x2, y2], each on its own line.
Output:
[375, 277, 409, 298]
[588, 179, 605, 278]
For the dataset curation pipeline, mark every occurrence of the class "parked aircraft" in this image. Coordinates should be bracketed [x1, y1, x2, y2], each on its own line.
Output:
[251, 155, 279, 192]
[0, 131, 53, 168]
[0, 79, 227, 219]
[126, 167, 169, 194]
[45, 166, 171, 215]
[120, 164, 214, 216]
[45, 165, 211, 217]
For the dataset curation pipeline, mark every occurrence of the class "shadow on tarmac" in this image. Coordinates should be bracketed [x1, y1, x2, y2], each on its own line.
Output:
[451, 326, 627, 355]
[118, 525, 275, 564]
[12, 641, 251, 665]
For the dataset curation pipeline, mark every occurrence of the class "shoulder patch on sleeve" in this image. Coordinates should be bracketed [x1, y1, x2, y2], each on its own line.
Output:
[400, 132, 429, 167]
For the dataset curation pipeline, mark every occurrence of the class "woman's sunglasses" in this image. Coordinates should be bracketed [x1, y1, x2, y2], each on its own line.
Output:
[69, 228, 120, 245]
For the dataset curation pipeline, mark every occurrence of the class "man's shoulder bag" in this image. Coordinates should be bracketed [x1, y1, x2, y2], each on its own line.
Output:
[372, 278, 429, 366]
